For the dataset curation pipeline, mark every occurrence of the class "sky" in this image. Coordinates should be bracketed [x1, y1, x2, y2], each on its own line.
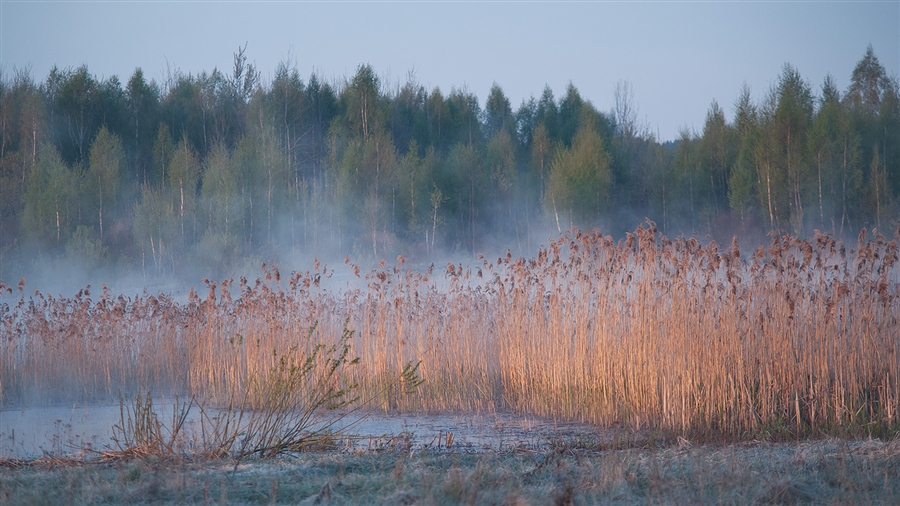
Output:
[0, 0, 898, 142]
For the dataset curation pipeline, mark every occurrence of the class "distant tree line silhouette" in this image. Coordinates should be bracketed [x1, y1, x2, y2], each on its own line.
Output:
[0, 46, 896, 276]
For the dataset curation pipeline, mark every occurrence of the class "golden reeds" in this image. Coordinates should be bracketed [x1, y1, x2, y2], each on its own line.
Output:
[1, 224, 898, 438]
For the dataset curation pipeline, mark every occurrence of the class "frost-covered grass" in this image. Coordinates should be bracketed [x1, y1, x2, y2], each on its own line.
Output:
[2, 438, 900, 505]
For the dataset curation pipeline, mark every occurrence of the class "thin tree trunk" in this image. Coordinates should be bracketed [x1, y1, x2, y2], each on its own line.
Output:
[840, 139, 848, 236]
[875, 153, 881, 231]
[552, 194, 562, 234]
[98, 175, 104, 241]
[765, 161, 775, 231]
[179, 180, 185, 240]
[817, 151, 824, 226]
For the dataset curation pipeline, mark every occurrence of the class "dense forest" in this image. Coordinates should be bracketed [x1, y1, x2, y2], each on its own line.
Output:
[0, 46, 897, 281]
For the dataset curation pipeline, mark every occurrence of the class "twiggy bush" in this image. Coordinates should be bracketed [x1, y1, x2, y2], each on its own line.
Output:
[224, 320, 362, 458]
[108, 320, 420, 460]
[1, 225, 898, 439]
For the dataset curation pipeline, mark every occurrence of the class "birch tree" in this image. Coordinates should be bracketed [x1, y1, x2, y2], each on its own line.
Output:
[87, 127, 125, 241]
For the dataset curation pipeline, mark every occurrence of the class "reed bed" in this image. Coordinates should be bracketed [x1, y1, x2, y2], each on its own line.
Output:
[1, 224, 898, 438]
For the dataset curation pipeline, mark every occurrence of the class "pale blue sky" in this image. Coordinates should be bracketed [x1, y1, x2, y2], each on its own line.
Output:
[1, 1, 898, 141]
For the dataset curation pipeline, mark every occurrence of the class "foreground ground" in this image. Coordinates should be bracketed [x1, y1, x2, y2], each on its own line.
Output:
[2, 438, 899, 505]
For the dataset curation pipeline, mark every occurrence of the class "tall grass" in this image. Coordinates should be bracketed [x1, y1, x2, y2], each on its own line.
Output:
[1, 224, 898, 438]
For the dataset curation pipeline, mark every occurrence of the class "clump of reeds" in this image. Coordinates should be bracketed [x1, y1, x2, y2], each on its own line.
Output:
[1, 224, 898, 439]
[110, 318, 420, 461]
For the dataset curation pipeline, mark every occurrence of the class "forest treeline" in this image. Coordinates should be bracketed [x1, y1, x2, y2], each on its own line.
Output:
[0, 46, 897, 278]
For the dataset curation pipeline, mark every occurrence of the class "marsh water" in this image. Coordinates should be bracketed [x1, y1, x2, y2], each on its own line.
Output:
[1, 402, 605, 459]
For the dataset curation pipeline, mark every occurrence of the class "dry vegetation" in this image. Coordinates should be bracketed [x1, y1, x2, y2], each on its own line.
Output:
[2, 438, 900, 504]
[1, 224, 899, 440]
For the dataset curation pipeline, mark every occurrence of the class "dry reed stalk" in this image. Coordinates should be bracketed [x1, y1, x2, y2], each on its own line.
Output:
[1, 226, 898, 438]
